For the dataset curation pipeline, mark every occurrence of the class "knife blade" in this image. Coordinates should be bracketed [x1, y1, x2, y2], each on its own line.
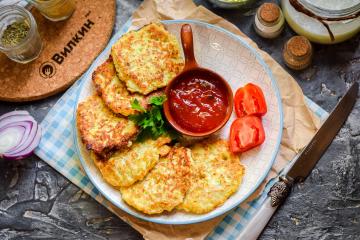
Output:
[237, 82, 358, 240]
[287, 82, 359, 181]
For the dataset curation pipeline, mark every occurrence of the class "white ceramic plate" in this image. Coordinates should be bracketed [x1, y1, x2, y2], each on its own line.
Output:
[74, 20, 283, 225]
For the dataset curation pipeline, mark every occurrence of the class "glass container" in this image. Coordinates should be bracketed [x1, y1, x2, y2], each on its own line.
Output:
[281, 0, 360, 44]
[0, 5, 42, 64]
[254, 3, 285, 39]
[27, 0, 75, 21]
[207, 0, 257, 9]
[283, 36, 313, 70]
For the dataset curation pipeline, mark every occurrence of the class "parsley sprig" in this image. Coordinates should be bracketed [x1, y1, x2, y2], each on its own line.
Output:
[129, 95, 178, 142]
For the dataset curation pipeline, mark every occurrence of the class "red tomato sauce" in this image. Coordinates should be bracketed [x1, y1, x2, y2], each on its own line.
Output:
[168, 76, 229, 133]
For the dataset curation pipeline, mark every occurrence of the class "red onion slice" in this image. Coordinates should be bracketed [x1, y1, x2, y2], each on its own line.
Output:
[0, 110, 30, 121]
[3, 125, 42, 160]
[0, 126, 25, 153]
[0, 116, 35, 153]
[0, 121, 32, 153]
[0, 114, 36, 130]
[0, 111, 42, 160]
[6, 122, 37, 155]
[7, 124, 39, 155]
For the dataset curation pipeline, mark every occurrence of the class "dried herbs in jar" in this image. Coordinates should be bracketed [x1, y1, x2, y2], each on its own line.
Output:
[1, 20, 30, 47]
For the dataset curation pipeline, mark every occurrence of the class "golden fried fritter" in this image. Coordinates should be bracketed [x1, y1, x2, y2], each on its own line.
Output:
[92, 57, 114, 92]
[111, 23, 184, 95]
[92, 57, 162, 116]
[76, 95, 138, 157]
[92, 136, 171, 187]
[178, 139, 245, 214]
[120, 147, 191, 215]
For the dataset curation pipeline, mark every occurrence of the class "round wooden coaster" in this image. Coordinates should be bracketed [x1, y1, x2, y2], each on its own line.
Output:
[0, 0, 115, 102]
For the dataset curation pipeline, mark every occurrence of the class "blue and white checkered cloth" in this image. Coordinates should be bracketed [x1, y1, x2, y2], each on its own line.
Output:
[34, 20, 329, 239]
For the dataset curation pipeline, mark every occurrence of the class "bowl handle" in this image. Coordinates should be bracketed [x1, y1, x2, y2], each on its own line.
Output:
[181, 24, 198, 71]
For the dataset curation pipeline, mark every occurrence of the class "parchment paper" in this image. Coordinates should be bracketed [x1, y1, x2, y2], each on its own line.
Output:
[106, 1, 321, 239]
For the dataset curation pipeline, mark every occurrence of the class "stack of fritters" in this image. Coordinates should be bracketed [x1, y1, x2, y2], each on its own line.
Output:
[78, 22, 184, 156]
[92, 56, 162, 116]
[76, 23, 245, 215]
[119, 139, 245, 214]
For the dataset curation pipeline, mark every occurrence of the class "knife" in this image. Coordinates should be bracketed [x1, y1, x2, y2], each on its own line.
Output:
[237, 82, 358, 240]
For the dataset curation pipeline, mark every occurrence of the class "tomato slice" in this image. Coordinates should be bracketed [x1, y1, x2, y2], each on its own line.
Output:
[234, 83, 267, 118]
[229, 115, 265, 153]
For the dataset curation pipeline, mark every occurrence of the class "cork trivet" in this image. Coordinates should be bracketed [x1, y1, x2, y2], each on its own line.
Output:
[0, 0, 115, 102]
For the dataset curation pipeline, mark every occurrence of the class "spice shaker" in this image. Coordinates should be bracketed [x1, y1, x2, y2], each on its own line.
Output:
[27, 0, 75, 22]
[283, 36, 313, 70]
[0, 5, 42, 64]
[254, 3, 285, 39]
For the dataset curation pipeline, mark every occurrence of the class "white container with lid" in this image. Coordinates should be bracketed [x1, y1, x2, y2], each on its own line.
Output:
[281, 0, 360, 44]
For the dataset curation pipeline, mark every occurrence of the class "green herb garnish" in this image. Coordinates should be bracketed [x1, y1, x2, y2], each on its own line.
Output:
[129, 95, 178, 142]
[130, 98, 145, 112]
[1, 20, 30, 47]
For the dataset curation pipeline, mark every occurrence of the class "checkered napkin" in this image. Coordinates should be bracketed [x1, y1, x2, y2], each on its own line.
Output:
[34, 20, 329, 239]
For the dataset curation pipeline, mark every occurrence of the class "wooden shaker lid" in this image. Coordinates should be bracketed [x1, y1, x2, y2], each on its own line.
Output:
[283, 36, 313, 70]
[259, 3, 280, 24]
[287, 36, 312, 57]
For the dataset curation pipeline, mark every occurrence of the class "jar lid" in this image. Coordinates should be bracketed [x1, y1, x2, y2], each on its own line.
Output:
[287, 36, 311, 57]
[283, 36, 313, 70]
[301, 0, 360, 11]
[259, 3, 281, 24]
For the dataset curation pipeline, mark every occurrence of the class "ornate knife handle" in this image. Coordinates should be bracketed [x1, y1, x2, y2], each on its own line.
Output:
[268, 176, 294, 207]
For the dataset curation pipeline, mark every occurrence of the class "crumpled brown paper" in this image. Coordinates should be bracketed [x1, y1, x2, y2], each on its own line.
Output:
[104, 1, 321, 239]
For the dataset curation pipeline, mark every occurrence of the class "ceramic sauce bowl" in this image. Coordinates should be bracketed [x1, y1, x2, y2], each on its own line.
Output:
[164, 24, 233, 137]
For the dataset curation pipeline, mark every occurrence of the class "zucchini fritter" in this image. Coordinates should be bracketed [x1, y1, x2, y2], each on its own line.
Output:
[111, 23, 184, 95]
[92, 57, 161, 116]
[178, 139, 245, 214]
[120, 147, 191, 215]
[76, 95, 138, 157]
[92, 136, 171, 187]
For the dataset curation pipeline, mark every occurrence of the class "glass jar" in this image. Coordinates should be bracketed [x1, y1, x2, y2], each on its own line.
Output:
[0, 5, 42, 64]
[281, 0, 360, 44]
[207, 0, 257, 9]
[27, 0, 75, 21]
[283, 36, 313, 70]
[254, 3, 285, 39]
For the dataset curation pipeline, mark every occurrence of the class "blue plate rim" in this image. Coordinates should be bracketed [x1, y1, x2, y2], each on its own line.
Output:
[73, 19, 284, 225]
